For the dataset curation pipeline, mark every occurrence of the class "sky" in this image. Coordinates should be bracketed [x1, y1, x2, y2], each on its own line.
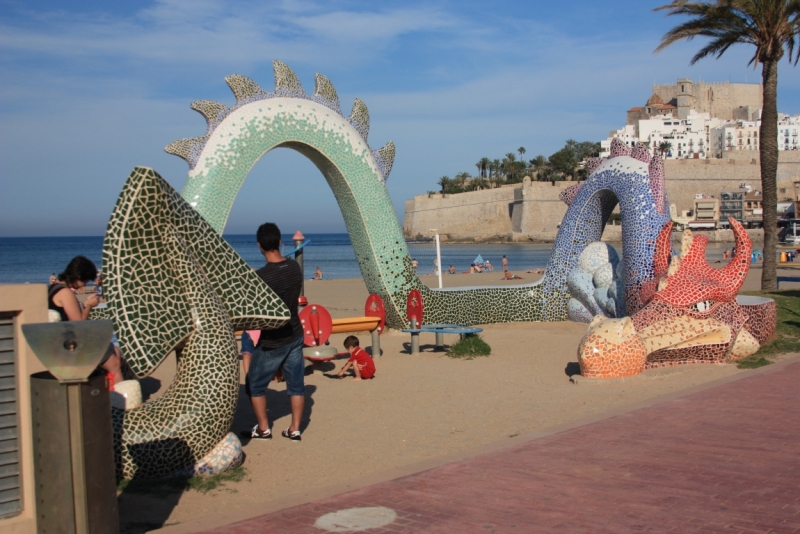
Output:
[1, 0, 799, 237]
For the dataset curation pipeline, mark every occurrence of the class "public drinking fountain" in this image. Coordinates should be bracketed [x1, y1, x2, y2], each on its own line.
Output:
[22, 320, 119, 534]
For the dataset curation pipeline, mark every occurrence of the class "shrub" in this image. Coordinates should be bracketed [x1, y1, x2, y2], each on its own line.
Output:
[447, 335, 491, 359]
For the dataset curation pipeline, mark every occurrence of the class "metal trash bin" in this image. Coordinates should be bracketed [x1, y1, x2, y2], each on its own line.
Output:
[30, 371, 118, 534]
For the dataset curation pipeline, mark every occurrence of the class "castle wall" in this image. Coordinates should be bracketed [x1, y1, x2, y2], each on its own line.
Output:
[403, 187, 517, 241]
[651, 80, 762, 120]
[404, 152, 800, 242]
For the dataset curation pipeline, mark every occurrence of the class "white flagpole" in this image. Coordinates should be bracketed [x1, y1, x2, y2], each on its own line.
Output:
[435, 232, 442, 289]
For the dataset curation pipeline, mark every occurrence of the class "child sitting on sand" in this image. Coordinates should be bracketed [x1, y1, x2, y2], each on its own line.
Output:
[336, 335, 375, 380]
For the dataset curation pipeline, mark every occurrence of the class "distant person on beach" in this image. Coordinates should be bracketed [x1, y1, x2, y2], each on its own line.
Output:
[312, 266, 323, 280]
[412, 258, 419, 271]
[526, 268, 544, 274]
[49, 273, 56, 285]
[48, 256, 124, 384]
[469, 264, 476, 274]
[242, 222, 305, 442]
[336, 335, 375, 380]
[723, 249, 730, 261]
[485, 260, 493, 272]
[503, 271, 523, 280]
[448, 265, 456, 274]
[502, 255, 508, 271]
[433, 257, 439, 275]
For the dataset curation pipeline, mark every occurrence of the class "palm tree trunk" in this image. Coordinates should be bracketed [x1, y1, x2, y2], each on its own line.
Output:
[760, 59, 779, 290]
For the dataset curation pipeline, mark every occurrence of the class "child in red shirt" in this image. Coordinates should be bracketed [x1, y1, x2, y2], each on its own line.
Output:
[337, 335, 376, 380]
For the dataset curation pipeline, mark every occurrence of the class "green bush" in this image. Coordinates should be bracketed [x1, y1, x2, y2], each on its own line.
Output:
[738, 289, 800, 369]
[447, 334, 491, 359]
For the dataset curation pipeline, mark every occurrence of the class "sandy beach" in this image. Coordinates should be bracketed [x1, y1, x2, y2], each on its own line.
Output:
[118, 266, 800, 533]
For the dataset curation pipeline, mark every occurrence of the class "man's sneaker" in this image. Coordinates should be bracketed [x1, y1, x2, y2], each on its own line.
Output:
[241, 424, 271, 440]
[281, 428, 301, 442]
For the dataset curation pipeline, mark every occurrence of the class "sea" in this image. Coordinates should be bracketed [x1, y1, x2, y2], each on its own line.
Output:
[0, 234, 550, 285]
[0, 233, 732, 285]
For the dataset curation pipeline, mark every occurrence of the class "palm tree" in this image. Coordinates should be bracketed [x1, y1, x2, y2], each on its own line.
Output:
[480, 157, 491, 178]
[437, 175, 451, 194]
[518, 146, 526, 162]
[531, 155, 548, 180]
[655, 0, 800, 290]
[658, 140, 673, 158]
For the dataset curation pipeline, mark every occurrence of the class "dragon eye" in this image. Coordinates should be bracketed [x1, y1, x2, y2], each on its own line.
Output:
[690, 300, 714, 313]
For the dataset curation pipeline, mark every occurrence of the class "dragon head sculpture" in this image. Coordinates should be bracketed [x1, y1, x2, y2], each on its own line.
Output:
[578, 218, 776, 378]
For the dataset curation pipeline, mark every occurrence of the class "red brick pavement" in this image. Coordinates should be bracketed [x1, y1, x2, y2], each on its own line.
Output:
[200, 361, 800, 533]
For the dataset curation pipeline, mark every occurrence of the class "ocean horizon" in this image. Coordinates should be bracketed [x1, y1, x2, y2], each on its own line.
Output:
[0, 233, 570, 285]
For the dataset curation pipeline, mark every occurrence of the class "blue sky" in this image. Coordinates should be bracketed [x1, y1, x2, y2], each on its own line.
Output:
[1, 0, 798, 236]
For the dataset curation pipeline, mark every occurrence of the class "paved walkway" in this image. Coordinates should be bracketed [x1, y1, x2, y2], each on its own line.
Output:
[200, 361, 800, 533]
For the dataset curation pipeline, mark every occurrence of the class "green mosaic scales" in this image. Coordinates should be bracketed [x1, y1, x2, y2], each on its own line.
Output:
[100, 167, 290, 479]
[169, 61, 559, 327]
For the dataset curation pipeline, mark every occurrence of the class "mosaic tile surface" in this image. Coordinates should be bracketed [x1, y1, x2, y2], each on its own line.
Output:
[167, 64, 671, 328]
[100, 167, 290, 478]
[567, 242, 624, 322]
[578, 218, 777, 378]
[173, 432, 244, 477]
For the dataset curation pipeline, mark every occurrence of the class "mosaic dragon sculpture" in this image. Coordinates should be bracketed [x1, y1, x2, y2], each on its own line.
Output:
[167, 61, 672, 328]
[98, 167, 290, 479]
[577, 218, 777, 378]
[94, 61, 776, 477]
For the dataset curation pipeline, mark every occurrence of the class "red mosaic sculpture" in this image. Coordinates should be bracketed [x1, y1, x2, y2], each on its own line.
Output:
[578, 218, 777, 378]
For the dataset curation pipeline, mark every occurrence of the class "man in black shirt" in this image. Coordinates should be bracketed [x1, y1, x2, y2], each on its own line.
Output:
[242, 223, 306, 442]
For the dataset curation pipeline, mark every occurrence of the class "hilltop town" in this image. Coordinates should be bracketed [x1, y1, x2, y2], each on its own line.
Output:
[404, 78, 800, 243]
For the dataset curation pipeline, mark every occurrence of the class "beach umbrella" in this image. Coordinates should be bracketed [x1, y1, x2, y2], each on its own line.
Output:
[473, 254, 484, 264]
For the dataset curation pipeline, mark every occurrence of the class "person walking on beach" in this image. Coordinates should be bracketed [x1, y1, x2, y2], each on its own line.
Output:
[502, 255, 508, 271]
[242, 223, 306, 442]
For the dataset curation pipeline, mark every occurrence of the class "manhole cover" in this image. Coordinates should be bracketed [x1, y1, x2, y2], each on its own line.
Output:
[314, 506, 397, 532]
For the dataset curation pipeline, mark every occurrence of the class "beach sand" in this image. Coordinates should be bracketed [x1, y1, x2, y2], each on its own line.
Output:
[118, 266, 800, 533]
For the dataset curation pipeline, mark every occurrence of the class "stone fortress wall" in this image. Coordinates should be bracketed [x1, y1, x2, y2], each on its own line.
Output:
[404, 151, 800, 243]
[651, 78, 763, 120]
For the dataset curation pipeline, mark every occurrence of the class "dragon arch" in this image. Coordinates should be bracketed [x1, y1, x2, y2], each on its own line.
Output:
[166, 61, 673, 328]
[578, 218, 777, 378]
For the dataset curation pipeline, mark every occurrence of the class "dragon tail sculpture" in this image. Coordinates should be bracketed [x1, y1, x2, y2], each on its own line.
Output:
[101, 167, 290, 479]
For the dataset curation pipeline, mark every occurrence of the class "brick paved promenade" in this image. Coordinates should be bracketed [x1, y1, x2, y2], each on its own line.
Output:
[201, 360, 800, 533]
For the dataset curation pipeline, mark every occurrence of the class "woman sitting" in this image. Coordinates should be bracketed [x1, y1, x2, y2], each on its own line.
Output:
[312, 266, 323, 280]
[48, 256, 124, 384]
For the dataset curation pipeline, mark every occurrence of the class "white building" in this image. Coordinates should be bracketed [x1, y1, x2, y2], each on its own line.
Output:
[600, 111, 719, 159]
[709, 120, 760, 156]
[600, 112, 800, 159]
[778, 114, 800, 151]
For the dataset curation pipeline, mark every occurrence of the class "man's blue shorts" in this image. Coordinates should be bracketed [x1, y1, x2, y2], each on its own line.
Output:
[245, 335, 305, 397]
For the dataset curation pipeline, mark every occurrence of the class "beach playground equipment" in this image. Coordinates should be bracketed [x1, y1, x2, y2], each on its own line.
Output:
[401, 289, 483, 355]
[301, 294, 387, 371]
[166, 61, 680, 329]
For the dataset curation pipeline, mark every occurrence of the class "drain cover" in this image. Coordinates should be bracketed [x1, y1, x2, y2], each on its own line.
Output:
[314, 506, 397, 532]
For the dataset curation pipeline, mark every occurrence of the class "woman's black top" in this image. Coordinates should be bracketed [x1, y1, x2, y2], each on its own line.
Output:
[48, 283, 70, 322]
